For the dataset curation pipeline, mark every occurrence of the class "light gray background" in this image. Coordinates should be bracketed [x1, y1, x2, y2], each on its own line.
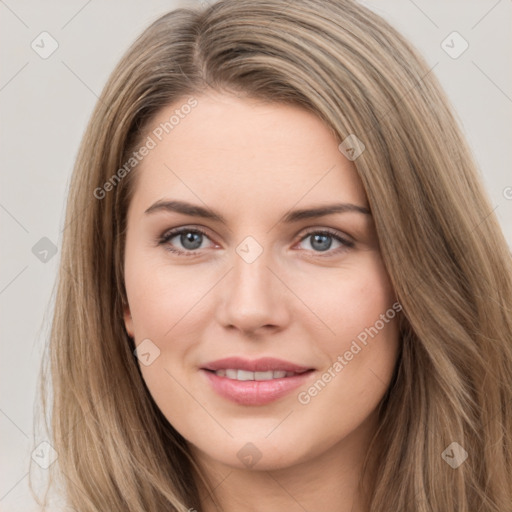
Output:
[1, 1, 511, 510]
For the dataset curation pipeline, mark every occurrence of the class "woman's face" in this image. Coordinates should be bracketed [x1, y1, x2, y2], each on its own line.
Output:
[123, 91, 400, 472]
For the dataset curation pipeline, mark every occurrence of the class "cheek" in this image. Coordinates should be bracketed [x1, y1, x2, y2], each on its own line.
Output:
[124, 258, 206, 413]
[125, 254, 211, 340]
[291, 254, 400, 409]
[292, 254, 397, 350]
[289, 260, 399, 442]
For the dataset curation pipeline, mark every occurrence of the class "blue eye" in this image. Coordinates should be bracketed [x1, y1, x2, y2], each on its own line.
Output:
[158, 228, 213, 256]
[297, 230, 354, 255]
[157, 227, 354, 257]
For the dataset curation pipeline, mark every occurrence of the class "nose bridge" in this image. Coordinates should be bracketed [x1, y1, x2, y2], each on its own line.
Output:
[232, 245, 271, 301]
[216, 236, 289, 333]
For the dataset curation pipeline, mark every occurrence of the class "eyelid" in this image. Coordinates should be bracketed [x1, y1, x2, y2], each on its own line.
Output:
[159, 225, 215, 243]
[297, 226, 354, 244]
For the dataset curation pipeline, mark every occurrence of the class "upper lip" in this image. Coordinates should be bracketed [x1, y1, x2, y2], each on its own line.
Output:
[201, 357, 313, 373]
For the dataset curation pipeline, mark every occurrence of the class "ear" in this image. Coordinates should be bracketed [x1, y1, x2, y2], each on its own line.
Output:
[123, 303, 134, 338]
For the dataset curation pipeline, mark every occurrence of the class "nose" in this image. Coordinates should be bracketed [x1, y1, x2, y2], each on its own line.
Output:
[215, 245, 291, 336]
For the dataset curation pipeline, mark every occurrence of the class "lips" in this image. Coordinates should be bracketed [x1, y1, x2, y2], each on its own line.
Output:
[201, 356, 312, 373]
[201, 357, 315, 405]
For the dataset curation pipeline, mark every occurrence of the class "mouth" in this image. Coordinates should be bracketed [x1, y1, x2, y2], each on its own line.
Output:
[200, 357, 316, 405]
[206, 368, 309, 380]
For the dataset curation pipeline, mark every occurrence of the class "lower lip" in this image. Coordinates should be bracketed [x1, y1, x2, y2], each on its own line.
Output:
[201, 369, 315, 406]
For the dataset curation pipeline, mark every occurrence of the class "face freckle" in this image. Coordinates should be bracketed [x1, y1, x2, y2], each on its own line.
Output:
[122, 91, 400, 478]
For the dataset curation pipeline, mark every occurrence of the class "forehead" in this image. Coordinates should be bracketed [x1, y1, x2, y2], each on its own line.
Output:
[129, 92, 368, 216]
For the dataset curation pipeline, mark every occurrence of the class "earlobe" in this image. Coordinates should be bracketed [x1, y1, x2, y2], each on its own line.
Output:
[123, 303, 134, 338]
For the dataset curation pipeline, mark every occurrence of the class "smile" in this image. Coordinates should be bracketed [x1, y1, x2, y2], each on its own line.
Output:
[212, 369, 303, 380]
[200, 357, 316, 405]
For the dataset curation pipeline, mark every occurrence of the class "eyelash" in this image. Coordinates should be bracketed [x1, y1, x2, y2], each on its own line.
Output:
[157, 226, 355, 258]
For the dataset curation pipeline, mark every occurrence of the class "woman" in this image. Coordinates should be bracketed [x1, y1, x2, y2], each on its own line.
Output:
[37, 0, 512, 510]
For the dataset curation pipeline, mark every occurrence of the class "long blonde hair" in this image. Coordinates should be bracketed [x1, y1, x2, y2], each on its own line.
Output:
[35, 0, 512, 510]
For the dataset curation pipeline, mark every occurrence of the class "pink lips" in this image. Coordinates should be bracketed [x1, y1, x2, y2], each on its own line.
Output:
[201, 357, 315, 406]
[202, 357, 312, 373]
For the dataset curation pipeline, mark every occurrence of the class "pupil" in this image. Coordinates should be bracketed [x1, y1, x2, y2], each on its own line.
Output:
[311, 234, 332, 251]
[181, 232, 202, 250]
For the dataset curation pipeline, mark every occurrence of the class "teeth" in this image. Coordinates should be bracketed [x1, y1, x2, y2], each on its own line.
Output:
[214, 369, 298, 381]
[255, 371, 273, 381]
[225, 369, 238, 379]
[237, 370, 254, 381]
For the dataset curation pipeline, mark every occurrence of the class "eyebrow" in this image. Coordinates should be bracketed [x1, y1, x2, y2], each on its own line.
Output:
[144, 199, 371, 224]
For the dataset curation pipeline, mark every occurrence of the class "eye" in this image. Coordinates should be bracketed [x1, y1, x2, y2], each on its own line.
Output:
[296, 229, 354, 256]
[157, 226, 354, 257]
[158, 227, 216, 256]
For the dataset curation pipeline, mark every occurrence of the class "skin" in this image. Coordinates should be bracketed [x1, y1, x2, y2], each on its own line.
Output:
[123, 91, 400, 512]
